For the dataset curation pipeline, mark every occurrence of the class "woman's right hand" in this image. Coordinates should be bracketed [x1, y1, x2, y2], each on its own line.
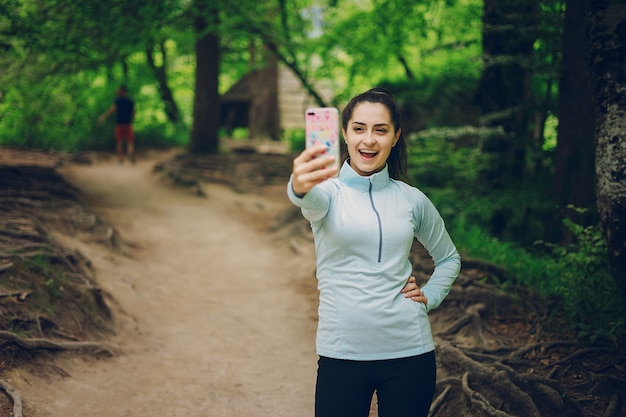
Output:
[291, 144, 339, 197]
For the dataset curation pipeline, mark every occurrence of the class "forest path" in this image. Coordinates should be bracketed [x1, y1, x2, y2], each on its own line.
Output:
[6, 150, 318, 417]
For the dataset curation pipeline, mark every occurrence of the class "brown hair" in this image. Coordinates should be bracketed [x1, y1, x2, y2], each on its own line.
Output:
[341, 87, 409, 182]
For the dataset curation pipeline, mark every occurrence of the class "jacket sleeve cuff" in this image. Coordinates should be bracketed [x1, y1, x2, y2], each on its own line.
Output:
[287, 175, 305, 205]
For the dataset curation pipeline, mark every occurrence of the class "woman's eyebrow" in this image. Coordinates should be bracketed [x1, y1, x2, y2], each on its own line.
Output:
[351, 121, 390, 127]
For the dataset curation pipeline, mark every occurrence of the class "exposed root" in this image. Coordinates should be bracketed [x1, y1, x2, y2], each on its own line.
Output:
[153, 150, 293, 195]
[0, 290, 31, 300]
[461, 372, 517, 417]
[0, 331, 113, 356]
[439, 303, 487, 336]
[0, 378, 22, 417]
[603, 393, 624, 417]
[428, 384, 451, 417]
[439, 342, 543, 417]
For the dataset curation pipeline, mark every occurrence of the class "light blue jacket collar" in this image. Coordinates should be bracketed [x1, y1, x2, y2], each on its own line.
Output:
[339, 160, 390, 192]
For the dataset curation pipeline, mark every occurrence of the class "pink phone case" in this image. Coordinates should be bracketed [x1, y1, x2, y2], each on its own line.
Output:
[305, 107, 340, 174]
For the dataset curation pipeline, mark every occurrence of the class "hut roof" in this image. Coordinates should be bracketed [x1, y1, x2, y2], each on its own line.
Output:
[221, 69, 265, 103]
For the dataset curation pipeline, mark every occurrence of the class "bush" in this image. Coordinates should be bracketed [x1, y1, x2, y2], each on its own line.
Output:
[449, 212, 626, 344]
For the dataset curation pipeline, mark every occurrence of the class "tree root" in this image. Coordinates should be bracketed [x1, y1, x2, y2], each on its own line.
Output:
[0, 290, 31, 301]
[433, 337, 625, 417]
[439, 303, 487, 336]
[428, 384, 451, 417]
[438, 342, 544, 417]
[0, 331, 113, 356]
[153, 150, 293, 196]
[603, 393, 624, 417]
[0, 378, 22, 417]
[461, 372, 517, 417]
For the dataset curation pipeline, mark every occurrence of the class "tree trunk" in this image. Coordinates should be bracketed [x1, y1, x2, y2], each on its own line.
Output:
[249, 52, 280, 141]
[146, 41, 182, 124]
[553, 0, 596, 240]
[473, 0, 540, 185]
[189, 4, 220, 154]
[586, 1, 626, 296]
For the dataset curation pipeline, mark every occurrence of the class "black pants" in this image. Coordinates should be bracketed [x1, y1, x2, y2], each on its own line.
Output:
[315, 350, 436, 417]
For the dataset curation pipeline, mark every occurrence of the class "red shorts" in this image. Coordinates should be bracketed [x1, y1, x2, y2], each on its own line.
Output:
[115, 124, 134, 142]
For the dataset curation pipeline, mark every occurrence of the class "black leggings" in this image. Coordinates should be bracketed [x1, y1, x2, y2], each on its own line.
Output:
[315, 351, 436, 417]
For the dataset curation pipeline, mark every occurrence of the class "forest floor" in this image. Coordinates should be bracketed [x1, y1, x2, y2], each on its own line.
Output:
[0, 145, 624, 417]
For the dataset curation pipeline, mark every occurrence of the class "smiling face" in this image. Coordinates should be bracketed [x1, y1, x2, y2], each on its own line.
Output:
[343, 101, 401, 177]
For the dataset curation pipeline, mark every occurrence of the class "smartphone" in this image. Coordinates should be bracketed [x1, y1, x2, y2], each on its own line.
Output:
[305, 107, 341, 175]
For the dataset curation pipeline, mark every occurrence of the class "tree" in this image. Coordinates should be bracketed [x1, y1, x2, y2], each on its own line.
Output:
[146, 41, 182, 124]
[189, 1, 220, 154]
[586, 1, 626, 295]
[473, 0, 540, 185]
[229, 0, 331, 108]
[553, 0, 596, 237]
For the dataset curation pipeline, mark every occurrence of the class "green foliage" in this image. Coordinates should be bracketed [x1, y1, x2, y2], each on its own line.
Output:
[446, 211, 626, 343]
[0, 252, 113, 338]
[21, 255, 69, 310]
[0, 0, 192, 151]
[0, 70, 185, 151]
[408, 114, 559, 247]
[408, 107, 623, 342]
[539, 210, 625, 342]
[1, 0, 621, 344]
[319, 0, 483, 99]
[0, 75, 96, 150]
[134, 122, 190, 150]
[286, 128, 306, 153]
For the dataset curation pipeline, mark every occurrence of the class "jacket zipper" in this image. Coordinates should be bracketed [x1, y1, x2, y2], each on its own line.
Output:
[368, 181, 383, 263]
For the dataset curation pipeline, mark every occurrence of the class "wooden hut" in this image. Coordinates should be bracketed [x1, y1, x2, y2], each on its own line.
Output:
[220, 65, 331, 139]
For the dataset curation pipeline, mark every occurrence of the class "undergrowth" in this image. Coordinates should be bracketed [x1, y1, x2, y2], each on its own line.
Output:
[0, 255, 113, 339]
[406, 129, 625, 344]
[449, 213, 626, 344]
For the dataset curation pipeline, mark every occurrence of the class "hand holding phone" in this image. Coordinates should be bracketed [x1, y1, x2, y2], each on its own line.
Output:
[305, 107, 340, 176]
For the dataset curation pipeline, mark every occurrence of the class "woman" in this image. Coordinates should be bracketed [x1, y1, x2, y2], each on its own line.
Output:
[288, 87, 461, 417]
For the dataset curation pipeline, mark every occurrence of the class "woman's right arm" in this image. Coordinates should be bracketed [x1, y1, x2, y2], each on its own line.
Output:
[287, 144, 338, 221]
[290, 143, 338, 197]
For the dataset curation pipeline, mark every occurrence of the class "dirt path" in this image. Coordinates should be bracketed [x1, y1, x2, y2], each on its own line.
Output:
[6, 151, 319, 416]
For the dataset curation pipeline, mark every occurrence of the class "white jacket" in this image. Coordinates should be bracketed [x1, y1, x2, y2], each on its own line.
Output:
[288, 161, 461, 360]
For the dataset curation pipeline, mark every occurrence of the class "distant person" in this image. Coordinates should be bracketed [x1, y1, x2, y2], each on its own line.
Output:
[287, 87, 461, 417]
[98, 85, 135, 164]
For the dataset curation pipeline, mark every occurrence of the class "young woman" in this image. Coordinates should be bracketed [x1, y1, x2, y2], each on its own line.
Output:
[288, 87, 461, 417]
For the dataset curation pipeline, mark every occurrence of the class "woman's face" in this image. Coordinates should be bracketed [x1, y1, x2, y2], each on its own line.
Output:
[343, 102, 400, 177]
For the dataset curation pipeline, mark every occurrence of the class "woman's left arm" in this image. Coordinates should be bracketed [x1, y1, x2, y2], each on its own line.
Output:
[413, 196, 461, 312]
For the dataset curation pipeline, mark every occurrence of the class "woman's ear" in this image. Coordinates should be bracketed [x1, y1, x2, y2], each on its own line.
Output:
[393, 129, 401, 146]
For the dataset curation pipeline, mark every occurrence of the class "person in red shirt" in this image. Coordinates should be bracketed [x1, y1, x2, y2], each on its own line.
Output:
[98, 85, 136, 164]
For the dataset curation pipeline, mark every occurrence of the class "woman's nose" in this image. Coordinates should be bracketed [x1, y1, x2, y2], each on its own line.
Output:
[363, 131, 376, 144]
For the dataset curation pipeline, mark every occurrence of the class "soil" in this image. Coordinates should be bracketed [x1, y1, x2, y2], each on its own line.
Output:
[0, 146, 624, 417]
